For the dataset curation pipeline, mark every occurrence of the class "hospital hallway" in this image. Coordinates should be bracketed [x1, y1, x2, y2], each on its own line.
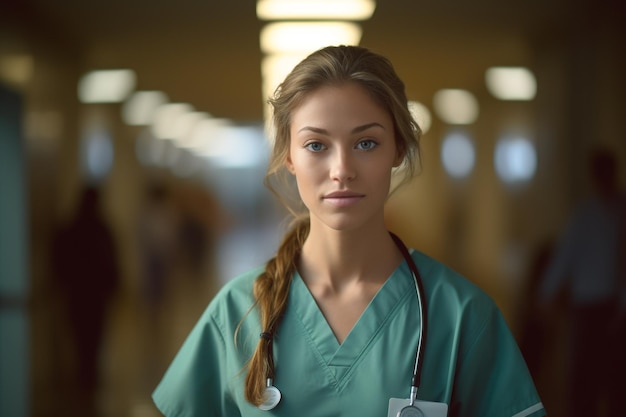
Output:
[29, 219, 286, 417]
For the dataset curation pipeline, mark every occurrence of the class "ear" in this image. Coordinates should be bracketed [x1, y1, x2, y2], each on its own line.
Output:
[285, 154, 296, 174]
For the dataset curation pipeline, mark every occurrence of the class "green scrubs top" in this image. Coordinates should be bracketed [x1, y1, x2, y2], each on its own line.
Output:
[153, 250, 545, 417]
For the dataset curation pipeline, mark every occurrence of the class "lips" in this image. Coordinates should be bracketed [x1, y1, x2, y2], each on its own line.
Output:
[323, 191, 364, 207]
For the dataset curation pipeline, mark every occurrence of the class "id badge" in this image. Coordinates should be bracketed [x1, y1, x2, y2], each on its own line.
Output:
[387, 398, 448, 417]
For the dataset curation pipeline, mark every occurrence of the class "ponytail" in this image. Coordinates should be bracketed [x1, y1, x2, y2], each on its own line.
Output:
[243, 216, 310, 405]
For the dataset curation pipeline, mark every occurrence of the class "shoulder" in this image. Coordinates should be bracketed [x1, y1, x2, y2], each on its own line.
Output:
[153, 267, 267, 417]
[172, 265, 266, 362]
[411, 249, 495, 312]
[409, 249, 503, 343]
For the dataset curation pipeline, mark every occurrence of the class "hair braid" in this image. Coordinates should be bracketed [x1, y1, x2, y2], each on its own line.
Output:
[244, 217, 310, 405]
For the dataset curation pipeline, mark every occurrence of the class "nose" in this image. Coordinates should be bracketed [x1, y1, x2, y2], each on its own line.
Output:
[330, 149, 356, 183]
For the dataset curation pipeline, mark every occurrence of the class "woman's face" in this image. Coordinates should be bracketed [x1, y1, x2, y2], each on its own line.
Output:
[286, 82, 400, 232]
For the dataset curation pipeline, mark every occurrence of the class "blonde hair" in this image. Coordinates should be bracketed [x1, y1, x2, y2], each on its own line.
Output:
[244, 45, 421, 406]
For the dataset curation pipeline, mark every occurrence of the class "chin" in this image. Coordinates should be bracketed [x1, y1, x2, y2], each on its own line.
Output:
[315, 213, 377, 233]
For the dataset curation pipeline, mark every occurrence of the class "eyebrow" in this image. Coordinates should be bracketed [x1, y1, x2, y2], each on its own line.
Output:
[297, 122, 386, 135]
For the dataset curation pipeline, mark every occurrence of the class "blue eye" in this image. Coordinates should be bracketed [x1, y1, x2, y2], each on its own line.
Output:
[356, 139, 378, 150]
[305, 142, 325, 152]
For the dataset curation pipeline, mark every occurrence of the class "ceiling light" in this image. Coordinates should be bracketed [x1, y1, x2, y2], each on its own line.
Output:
[122, 91, 169, 126]
[260, 21, 362, 54]
[433, 89, 479, 125]
[261, 53, 309, 100]
[151, 103, 194, 140]
[485, 67, 537, 100]
[174, 112, 211, 147]
[186, 118, 232, 150]
[78, 69, 136, 103]
[257, 0, 376, 20]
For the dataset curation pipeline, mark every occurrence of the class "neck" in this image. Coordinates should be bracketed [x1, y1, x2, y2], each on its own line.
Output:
[298, 222, 403, 291]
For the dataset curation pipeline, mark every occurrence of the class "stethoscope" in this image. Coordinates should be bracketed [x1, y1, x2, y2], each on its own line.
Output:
[258, 232, 428, 416]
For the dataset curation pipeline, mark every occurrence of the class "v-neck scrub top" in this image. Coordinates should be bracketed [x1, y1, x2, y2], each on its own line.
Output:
[153, 250, 545, 417]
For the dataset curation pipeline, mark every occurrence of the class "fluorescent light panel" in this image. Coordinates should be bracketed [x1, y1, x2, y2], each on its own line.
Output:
[261, 53, 308, 100]
[151, 103, 194, 140]
[182, 116, 230, 150]
[122, 91, 169, 126]
[433, 89, 479, 125]
[485, 67, 536, 100]
[260, 21, 362, 54]
[78, 69, 136, 103]
[257, 0, 376, 20]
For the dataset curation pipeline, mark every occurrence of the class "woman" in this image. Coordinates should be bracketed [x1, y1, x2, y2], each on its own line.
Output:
[153, 45, 545, 417]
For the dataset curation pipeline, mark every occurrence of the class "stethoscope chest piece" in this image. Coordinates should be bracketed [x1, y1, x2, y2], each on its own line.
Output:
[397, 405, 425, 417]
[258, 379, 281, 411]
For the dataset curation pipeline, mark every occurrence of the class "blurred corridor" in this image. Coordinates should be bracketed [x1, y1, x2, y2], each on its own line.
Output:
[2, 1, 626, 416]
[31, 209, 285, 417]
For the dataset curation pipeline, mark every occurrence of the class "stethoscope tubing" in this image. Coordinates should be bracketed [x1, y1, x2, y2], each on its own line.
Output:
[259, 232, 428, 411]
[390, 233, 428, 404]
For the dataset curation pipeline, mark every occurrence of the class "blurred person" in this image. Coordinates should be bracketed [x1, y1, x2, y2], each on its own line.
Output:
[51, 185, 120, 415]
[152, 45, 544, 417]
[518, 242, 555, 379]
[175, 182, 230, 279]
[178, 207, 209, 275]
[138, 181, 180, 313]
[539, 146, 626, 417]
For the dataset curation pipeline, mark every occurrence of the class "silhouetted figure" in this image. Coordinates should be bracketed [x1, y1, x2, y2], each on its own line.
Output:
[539, 147, 626, 417]
[519, 242, 555, 379]
[52, 186, 120, 415]
[138, 182, 179, 313]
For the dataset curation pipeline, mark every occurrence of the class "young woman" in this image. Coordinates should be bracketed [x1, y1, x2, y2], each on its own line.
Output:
[153, 45, 545, 417]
